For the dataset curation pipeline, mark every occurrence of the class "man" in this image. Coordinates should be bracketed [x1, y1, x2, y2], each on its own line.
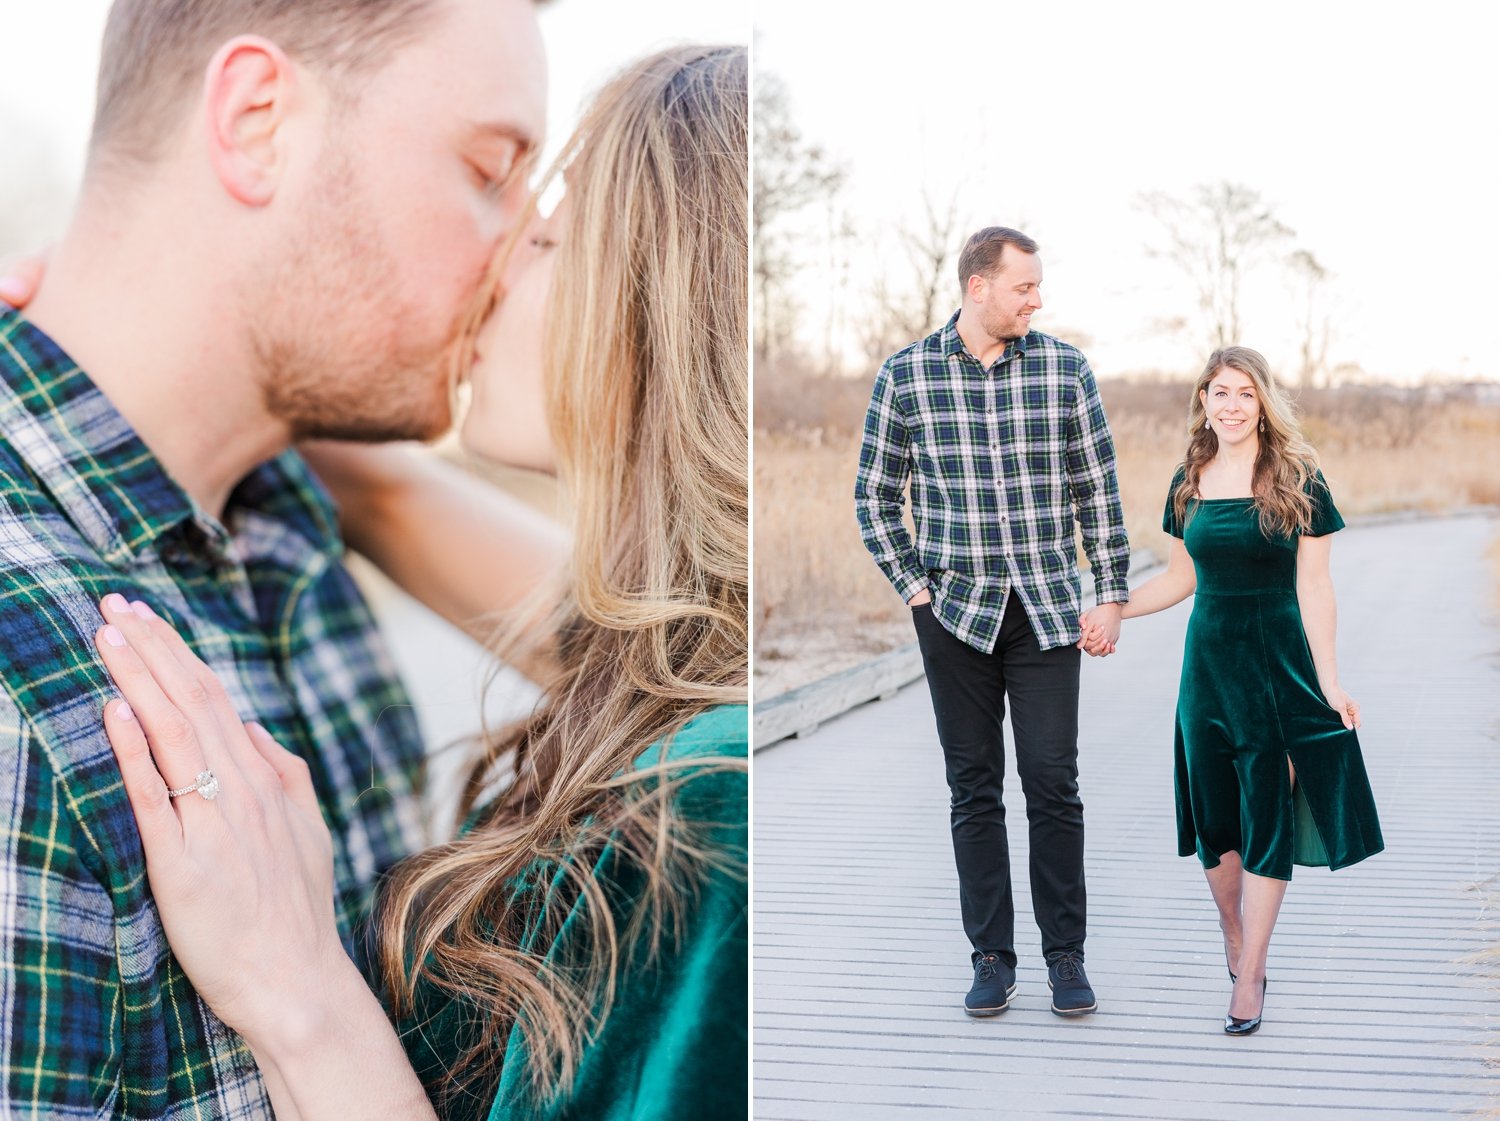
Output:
[854, 226, 1129, 1019]
[0, 1, 546, 1115]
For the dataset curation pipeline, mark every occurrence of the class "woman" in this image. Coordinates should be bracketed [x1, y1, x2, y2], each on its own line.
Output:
[1083, 346, 1383, 1035]
[86, 43, 747, 1119]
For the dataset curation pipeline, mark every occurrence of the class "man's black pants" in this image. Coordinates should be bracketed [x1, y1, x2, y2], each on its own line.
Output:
[911, 594, 1086, 967]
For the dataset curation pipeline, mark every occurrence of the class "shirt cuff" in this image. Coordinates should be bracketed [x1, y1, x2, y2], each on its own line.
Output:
[1093, 574, 1130, 605]
[891, 565, 929, 604]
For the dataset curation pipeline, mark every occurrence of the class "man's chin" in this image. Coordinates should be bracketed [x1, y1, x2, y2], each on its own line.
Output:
[290, 404, 453, 446]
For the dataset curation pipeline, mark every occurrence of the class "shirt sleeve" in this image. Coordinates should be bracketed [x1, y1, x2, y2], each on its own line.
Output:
[0, 698, 123, 1118]
[1065, 357, 1132, 604]
[853, 359, 928, 602]
[1304, 469, 1345, 537]
[1162, 466, 1188, 539]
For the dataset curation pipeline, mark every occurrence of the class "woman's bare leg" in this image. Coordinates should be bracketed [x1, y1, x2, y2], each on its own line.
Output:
[1230, 870, 1288, 1019]
[1203, 851, 1244, 978]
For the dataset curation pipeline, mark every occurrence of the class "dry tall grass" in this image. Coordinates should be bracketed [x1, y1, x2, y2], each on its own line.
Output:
[753, 365, 1500, 697]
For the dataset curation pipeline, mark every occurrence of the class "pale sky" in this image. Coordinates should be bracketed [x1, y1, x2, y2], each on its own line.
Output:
[757, 0, 1499, 383]
[0, 1, 747, 246]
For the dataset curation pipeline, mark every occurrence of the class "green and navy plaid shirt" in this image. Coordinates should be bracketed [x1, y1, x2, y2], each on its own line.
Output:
[0, 307, 426, 1118]
[855, 312, 1130, 653]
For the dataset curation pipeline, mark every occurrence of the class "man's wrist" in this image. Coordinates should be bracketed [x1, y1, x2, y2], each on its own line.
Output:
[893, 568, 928, 603]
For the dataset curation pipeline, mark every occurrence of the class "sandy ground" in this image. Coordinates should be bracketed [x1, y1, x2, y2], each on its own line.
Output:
[753, 613, 915, 701]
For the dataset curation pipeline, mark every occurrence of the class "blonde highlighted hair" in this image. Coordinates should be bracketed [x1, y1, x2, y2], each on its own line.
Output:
[376, 43, 748, 1108]
[1173, 346, 1322, 538]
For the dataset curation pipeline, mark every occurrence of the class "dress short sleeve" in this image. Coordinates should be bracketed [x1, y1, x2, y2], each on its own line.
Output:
[1162, 467, 1188, 538]
[1304, 469, 1345, 537]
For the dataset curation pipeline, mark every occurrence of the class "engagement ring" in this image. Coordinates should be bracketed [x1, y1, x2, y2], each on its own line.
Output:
[166, 770, 220, 801]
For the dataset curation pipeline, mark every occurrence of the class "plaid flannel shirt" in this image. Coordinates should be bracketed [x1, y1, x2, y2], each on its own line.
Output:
[855, 312, 1130, 653]
[0, 308, 426, 1119]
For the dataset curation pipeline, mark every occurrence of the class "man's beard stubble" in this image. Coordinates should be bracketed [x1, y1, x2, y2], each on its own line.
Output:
[247, 155, 466, 445]
[980, 305, 1028, 347]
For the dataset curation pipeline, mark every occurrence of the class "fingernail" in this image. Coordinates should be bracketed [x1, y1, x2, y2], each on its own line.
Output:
[103, 593, 129, 614]
[0, 277, 25, 305]
[116, 700, 134, 722]
[102, 625, 127, 647]
[130, 600, 155, 620]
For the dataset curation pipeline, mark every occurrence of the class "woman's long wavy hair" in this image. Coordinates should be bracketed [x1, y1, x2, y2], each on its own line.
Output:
[375, 43, 748, 1107]
[1173, 346, 1322, 538]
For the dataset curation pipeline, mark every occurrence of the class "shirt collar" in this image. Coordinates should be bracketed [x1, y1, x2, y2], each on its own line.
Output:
[0, 307, 339, 569]
[940, 309, 1032, 366]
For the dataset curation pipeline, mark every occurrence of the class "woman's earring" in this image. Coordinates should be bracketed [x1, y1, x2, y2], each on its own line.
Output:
[1205, 419, 1211, 431]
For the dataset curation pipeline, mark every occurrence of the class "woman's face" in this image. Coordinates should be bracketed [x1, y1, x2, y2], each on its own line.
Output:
[1200, 365, 1262, 448]
[460, 197, 568, 472]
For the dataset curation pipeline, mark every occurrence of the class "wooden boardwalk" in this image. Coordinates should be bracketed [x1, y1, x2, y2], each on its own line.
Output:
[754, 512, 1500, 1120]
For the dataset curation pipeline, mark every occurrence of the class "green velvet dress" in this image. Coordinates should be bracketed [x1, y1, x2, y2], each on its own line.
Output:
[393, 704, 748, 1121]
[1164, 470, 1383, 880]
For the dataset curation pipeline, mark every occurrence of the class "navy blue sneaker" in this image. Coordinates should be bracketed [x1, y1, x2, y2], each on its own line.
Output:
[1046, 950, 1097, 1016]
[965, 951, 1016, 1016]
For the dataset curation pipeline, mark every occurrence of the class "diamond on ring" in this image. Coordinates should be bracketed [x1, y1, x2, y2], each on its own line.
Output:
[166, 769, 220, 801]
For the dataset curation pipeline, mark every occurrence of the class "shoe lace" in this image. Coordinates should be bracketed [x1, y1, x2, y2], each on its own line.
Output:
[975, 953, 999, 982]
[1050, 952, 1084, 982]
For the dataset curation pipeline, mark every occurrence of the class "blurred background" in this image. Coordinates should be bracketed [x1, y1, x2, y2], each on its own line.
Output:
[753, 0, 1500, 698]
[0, 1, 748, 825]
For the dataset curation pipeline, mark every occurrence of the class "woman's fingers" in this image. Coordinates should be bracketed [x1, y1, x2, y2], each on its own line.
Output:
[102, 697, 184, 855]
[244, 722, 324, 825]
[1327, 688, 1359, 730]
[95, 622, 214, 796]
[99, 595, 261, 788]
[1077, 616, 1102, 651]
[0, 249, 47, 307]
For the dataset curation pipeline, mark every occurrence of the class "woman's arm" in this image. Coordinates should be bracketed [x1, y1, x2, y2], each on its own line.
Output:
[1295, 533, 1360, 728]
[1080, 537, 1194, 651]
[247, 968, 436, 1121]
[302, 441, 569, 682]
[92, 595, 439, 1121]
[1119, 536, 1196, 620]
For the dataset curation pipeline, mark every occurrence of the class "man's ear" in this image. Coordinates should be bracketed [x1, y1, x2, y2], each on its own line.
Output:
[202, 36, 297, 207]
[966, 272, 985, 304]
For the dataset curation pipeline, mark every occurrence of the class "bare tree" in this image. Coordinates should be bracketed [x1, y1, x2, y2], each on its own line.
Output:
[1138, 181, 1294, 350]
[1287, 248, 1333, 388]
[859, 187, 968, 365]
[753, 66, 844, 361]
[818, 194, 860, 373]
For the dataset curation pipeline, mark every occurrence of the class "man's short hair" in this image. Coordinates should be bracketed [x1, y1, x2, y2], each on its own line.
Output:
[91, 0, 444, 166]
[957, 226, 1039, 292]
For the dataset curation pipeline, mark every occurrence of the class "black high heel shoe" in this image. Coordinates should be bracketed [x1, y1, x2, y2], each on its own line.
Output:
[1224, 978, 1267, 1036]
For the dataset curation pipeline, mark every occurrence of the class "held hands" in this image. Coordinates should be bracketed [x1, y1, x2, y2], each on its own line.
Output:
[1321, 683, 1362, 730]
[1076, 602, 1123, 657]
[92, 594, 354, 1047]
